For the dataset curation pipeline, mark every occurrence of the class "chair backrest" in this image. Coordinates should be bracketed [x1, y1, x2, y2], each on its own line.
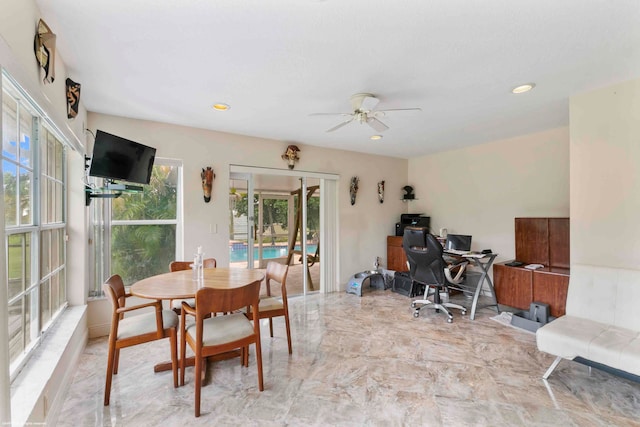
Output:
[265, 261, 289, 298]
[403, 227, 445, 286]
[103, 274, 127, 312]
[169, 258, 217, 272]
[194, 280, 261, 319]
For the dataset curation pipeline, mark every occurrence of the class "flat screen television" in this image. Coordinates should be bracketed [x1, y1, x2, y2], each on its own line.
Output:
[89, 130, 156, 185]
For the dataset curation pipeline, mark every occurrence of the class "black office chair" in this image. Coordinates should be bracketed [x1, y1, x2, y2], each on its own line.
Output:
[403, 227, 467, 322]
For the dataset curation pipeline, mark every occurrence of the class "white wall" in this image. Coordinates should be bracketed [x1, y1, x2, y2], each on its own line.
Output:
[408, 127, 570, 263]
[87, 113, 408, 283]
[570, 78, 640, 268]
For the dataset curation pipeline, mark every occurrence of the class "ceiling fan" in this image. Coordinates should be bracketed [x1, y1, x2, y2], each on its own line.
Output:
[310, 93, 421, 133]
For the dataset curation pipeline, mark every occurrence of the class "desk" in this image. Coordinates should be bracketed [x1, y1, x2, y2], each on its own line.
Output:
[444, 252, 499, 320]
[131, 268, 265, 372]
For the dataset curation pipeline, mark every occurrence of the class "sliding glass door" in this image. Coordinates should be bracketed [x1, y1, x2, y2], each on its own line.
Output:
[229, 166, 337, 296]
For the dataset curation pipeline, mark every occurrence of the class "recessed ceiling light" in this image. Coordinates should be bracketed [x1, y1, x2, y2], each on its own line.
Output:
[212, 103, 230, 111]
[370, 135, 383, 140]
[512, 83, 535, 94]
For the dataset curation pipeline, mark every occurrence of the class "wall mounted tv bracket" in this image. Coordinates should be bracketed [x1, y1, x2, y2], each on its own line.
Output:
[84, 155, 135, 205]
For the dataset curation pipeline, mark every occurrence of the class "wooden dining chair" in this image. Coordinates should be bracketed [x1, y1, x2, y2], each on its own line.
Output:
[168, 258, 217, 312]
[180, 280, 264, 417]
[245, 261, 293, 354]
[102, 274, 178, 406]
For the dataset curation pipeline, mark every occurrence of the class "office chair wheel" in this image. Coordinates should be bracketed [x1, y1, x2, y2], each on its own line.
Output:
[462, 309, 467, 315]
[447, 318, 453, 323]
[411, 302, 417, 308]
[413, 311, 420, 318]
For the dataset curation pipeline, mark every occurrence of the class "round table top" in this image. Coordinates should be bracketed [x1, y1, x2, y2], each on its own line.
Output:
[130, 268, 265, 300]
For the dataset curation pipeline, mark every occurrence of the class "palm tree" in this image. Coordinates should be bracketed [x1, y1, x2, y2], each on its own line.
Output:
[111, 166, 178, 285]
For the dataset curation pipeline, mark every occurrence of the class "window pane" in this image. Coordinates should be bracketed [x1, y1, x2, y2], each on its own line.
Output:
[24, 291, 32, 349]
[40, 129, 48, 175]
[40, 229, 50, 277]
[7, 233, 30, 300]
[40, 175, 48, 224]
[40, 279, 51, 327]
[59, 230, 65, 269]
[51, 273, 59, 315]
[50, 229, 59, 269]
[58, 268, 66, 308]
[19, 168, 32, 225]
[19, 110, 34, 167]
[112, 164, 178, 221]
[55, 182, 63, 222]
[111, 224, 176, 286]
[47, 133, 55, 179]
[3, 159, 17, 226]
[2, 92, 18, 161]
[55, 139, 63, 180]
[8, 298, 24, 364]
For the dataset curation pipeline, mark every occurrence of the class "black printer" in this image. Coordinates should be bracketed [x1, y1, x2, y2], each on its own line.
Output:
[395, 214, 430, 236]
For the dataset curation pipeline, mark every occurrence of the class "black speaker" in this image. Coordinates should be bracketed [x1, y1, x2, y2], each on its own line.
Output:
[392, 272, 425, 297]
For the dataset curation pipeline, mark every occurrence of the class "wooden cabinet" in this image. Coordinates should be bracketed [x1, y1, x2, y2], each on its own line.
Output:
[494, 264, 569, 317]
[494, 264, 532, 310]
[495, 217, 570, 316]
[387, 236, 408, 272]
[532, 268, 569, 317]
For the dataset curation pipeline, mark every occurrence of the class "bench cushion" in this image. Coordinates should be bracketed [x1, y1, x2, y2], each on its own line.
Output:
[537, 315, 608, 359]
[537, 316, 640, 376]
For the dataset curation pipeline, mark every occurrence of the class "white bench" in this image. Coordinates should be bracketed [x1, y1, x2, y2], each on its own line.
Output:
[536, 264, 640, 380]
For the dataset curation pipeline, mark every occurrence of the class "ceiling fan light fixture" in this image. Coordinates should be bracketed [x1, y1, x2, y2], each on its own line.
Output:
[212, 103, 230, 111]
[512, 83, 536, 94]
[370, 135, 383, 140]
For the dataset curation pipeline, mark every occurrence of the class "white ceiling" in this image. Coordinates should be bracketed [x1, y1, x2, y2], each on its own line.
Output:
[36, 0, 640, 159]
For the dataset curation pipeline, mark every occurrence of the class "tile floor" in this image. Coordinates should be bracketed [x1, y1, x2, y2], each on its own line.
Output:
[57, 290, 640, 426]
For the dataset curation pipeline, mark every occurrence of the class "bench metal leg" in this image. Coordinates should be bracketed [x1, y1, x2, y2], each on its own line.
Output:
[543, 356, 563, 379]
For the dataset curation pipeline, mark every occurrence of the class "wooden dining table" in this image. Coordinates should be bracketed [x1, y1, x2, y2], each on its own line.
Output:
[131, 267, 265, 300]
[130, 267, 265, 373]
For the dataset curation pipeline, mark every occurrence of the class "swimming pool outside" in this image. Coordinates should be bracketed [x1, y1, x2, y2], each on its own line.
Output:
[230, 244, 317, 263]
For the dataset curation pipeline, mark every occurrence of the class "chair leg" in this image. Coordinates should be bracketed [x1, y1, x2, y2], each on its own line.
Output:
[284, 313, 293, 355]
[194, 352, 202, 417]
[243, 346, 249, 367]
[180, 334, 187, 386]
[443, 302, 467, 315]
[104, 339, 117, 406]
[170, 328, 178, 388]
[113, 348, 120, 374]
[255, 341, 264, 392]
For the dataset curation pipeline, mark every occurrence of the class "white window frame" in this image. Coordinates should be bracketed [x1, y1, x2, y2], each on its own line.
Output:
[2, 73, 68, 379]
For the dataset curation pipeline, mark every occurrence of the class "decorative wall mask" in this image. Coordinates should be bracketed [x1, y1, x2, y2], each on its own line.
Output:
[33, 19, 56, 84]
[281, 144, 300, 169]
[402, 185, 415, 200]
[65, 78, 81, 119]
[350, 176, 359, 206]
[201, 167, 215, 203]
[377, 180, 385, 203]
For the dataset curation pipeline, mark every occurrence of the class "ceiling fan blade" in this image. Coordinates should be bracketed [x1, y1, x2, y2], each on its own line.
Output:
[367, 117, 389, 132]
[375, 107, 422, 113]
[309, 112, 352, 116]
[326, 117, 354, 132]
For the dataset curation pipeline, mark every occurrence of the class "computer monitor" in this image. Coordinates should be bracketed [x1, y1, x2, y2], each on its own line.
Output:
[445, 234, 472, 251]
